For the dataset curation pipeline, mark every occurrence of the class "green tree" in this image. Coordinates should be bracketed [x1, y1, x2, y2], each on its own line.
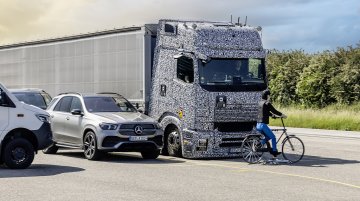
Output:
[267, 50, 310, 105]
[296, 51, 337, 108]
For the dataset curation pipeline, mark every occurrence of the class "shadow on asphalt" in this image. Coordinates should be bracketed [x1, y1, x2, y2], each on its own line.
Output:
[287, 154, 360, 167]
[57, 150, 185, 164]
[0, 164, 84, 178]
[215, 153, 360, 167]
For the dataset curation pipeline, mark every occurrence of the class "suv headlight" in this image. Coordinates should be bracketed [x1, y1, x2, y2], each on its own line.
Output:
[99, 123, 118, 130]
[36, 114, 50, 123]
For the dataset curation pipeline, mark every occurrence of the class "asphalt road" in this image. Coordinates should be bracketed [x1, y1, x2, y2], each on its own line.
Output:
[1, 128, 359, 201]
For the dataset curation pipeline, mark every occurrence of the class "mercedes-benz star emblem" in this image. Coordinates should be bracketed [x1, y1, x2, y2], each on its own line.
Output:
[134, 125, 143, 135]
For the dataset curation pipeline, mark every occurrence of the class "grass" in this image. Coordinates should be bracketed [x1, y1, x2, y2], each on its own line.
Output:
[269, 103, 360, 131]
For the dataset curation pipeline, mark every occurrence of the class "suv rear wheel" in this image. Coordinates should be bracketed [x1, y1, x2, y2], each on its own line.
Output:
[83, 131, 103, 160]
[42, 143, 58, 154]
[3, 138, 35, 169]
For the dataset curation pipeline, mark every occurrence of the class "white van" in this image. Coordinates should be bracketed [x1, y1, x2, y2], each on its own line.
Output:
[0, 83, 52, 169]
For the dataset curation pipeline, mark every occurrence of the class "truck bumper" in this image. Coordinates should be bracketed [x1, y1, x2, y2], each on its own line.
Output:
[181, 129, 256, 159]
[31, 122, 53, 150]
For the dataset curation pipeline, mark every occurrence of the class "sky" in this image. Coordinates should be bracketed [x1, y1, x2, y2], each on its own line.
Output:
[0, 0, 359, 52]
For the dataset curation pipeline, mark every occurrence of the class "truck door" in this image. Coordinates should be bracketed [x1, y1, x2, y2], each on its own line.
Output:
[0, 87, 9, 133]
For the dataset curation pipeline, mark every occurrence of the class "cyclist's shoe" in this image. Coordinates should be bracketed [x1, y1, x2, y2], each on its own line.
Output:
[270, 150, 282, 157]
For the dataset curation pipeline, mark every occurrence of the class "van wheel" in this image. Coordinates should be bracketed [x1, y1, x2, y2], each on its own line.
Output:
[42, 143, 58, 154]
[167, 129, 182, 157]
[83, 131, 103, 160]
[141, 149, 160, 159]
[3, 138, 35, 169]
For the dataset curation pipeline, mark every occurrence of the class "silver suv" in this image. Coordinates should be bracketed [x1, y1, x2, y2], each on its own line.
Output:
[44, 93, 163, 160]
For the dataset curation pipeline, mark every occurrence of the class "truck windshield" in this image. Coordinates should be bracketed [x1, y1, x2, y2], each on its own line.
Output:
[198, 58, 267, 91]
[84, 96, 137, 113]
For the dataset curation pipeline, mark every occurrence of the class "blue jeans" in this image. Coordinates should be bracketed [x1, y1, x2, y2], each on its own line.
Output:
[256, 123, 277, 152]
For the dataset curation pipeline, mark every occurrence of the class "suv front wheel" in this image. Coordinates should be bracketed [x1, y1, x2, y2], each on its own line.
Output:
[83, 131, 103, 160]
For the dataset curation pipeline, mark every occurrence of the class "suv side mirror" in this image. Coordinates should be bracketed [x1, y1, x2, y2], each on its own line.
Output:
[71, 109, 84, 116]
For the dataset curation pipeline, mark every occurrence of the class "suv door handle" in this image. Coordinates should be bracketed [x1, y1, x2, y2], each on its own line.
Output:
[66, 117, 70, 120]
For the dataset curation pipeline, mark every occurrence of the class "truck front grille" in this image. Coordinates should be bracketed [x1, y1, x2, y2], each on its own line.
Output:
[214, 122, 255, 132]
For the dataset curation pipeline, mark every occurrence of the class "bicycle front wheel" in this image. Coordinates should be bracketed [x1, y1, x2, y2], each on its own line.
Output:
[281, 136, 305, 163]
[241, 136, 263, 164]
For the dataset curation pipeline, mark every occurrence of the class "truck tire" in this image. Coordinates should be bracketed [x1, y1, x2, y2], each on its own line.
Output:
[141, 149, 160, 159]
[83, 131, 103, 160]
[167, 129, 182, 157]
[42, 143, 59, 154]
[3, 138, 35, 169]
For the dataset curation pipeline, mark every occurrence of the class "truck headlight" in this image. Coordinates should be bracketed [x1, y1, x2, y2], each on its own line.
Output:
[36, 114, 50, 123]
[99, 123, 118, 130]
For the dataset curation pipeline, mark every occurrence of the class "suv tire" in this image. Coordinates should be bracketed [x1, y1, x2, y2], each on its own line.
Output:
[141, 149, 160, 159]
[83, 131, 103, 160]
[42, 143, 59, 154]
[3, 138, 35, 169]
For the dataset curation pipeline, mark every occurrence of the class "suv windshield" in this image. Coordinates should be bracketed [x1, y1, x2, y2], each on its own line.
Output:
[13, 92, 51, 110]
[198, 58, 267, 91]
[84, 96, 137, 113]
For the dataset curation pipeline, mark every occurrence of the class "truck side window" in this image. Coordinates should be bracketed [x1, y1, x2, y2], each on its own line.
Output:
[165, 24, 175, 34]
[177, 56, 194, 83]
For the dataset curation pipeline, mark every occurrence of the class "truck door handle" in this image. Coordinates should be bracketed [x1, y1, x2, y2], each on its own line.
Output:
[66, 117, 70, 120]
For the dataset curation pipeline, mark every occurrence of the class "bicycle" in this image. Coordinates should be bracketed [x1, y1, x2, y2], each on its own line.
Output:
[240, 117, 305, 164]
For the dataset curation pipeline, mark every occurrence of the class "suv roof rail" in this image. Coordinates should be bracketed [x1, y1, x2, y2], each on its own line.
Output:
[97, 92, 124, 97]
[58, 92, 82, 96]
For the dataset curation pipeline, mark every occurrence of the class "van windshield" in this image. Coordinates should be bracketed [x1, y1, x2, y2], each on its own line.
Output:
[13, 92, 49, 110]
[84, 96, 137, 113]
[198, 58, 267, 91]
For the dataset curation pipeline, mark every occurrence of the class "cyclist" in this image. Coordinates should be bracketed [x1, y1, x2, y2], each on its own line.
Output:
[257, 89, 287, 157]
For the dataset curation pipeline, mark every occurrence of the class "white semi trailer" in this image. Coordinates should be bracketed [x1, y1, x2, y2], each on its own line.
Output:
[0, 19, 267, 158]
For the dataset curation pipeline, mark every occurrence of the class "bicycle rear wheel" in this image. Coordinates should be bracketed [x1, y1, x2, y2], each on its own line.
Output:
[241, 136, 263, 164]
[281, 136, 305, 163]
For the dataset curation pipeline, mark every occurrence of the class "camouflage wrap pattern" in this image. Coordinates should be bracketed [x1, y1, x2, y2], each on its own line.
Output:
[149, 20, 266, 158]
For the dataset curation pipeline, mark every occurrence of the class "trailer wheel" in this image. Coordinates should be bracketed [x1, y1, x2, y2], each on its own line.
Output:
[167, 129, 182, 157]
[3, 138, 35, 169]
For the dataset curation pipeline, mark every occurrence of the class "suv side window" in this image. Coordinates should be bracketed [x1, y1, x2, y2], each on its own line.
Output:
[70, 97, 83, 111]
[54, 96, 73, 112]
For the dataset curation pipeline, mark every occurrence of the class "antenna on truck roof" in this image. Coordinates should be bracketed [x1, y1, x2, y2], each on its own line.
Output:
[245, 16, 248, 26]
[230, 15, 233, 23]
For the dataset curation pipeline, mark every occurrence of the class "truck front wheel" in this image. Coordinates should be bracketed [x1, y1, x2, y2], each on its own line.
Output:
[167, 129, 182, 157]
[3, 138, 35, 169]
